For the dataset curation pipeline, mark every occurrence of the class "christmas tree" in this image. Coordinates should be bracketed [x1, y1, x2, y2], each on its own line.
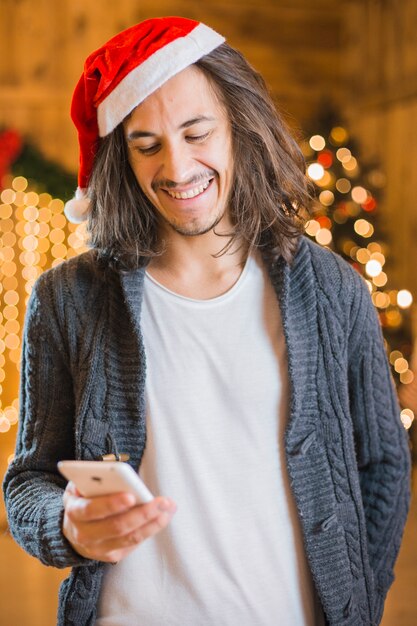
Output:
[301, 119, 414, 433]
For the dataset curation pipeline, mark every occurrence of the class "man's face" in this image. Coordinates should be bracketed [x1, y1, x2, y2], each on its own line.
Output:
[123, 66, 234, 238]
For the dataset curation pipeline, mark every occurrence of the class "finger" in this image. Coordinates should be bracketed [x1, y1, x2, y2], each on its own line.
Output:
[70, 497, 176, 544]
[87, 507, 176, 562]
[65, 491, 137, 522]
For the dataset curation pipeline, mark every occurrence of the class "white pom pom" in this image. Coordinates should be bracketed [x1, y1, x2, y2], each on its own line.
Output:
[64, 188, 91, 223]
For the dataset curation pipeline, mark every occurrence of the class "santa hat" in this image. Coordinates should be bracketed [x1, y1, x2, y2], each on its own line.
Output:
[64, 16, 225, 223]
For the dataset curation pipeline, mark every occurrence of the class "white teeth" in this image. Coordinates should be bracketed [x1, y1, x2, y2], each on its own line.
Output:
[166, 179, 211, 199]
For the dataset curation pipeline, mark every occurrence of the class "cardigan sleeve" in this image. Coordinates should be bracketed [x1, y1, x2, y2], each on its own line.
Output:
[348, 277, 411, 623]
[2, 272, 93, 569]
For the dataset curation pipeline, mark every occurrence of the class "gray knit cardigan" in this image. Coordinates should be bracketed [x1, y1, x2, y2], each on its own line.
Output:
[3, 236, 410, 626]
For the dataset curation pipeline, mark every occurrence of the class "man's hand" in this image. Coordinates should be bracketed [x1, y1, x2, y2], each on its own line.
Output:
[62, 481, 177, 563]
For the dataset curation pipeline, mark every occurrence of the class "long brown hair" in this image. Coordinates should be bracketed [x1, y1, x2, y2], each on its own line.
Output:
[87, 43, 310, 269]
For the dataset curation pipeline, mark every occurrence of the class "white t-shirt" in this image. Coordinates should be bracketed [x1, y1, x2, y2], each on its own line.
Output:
[96, 254, 323, 625]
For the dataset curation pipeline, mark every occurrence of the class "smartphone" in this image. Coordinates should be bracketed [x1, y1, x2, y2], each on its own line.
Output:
[58, 460, 154, 504]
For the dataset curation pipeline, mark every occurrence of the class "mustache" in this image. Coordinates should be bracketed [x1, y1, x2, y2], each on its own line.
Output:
[151, 170, 216, 192]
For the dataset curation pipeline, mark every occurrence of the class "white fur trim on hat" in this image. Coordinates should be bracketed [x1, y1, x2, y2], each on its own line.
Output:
[64, 187, 91, 223]
[97, 23, 225, 137]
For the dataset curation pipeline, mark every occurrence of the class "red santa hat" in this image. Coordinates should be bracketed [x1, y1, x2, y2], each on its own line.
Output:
[64, 16, 225, 223]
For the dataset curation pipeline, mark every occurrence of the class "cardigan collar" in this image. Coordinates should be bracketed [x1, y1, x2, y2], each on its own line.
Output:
[119, 237, 319, 439]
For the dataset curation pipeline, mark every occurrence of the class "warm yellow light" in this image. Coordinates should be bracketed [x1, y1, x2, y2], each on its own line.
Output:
[23, 206, 39, 221]
[5, 320, 20, 335]
[372, 292, 390, 309]
[4, 406, 18, 425]
[15, 221, 26, 238]
[22, 250, 40, 266]
[24, 221, 40, 236]
[5, 334, 20, 350]
[304, 220, 320, 236]
[356, 248, 371, 264]
[12, 176, 28, 192]
[24, 191, 39, 206]
[0, 218, 14, 233]
[25, 282, 35, 295]
[1, 247, 15, 262]
[309, 135, 326, 151]
[14, 191, 26, 206]
[2, 261, 17, 277]
[2, 231, 16, 247]
[400, 370, 414, 385]
[315, 228, 332, 246]
[389, 350, 403, 364]
[319, 190, 334, 206]
[397, 289, 413, 309]
[0, 416, 11, 433]
[50, 229, 66, 245]
[351, 186, 368, 204]
[367, 242, 381, 253]
[9, 348, 21, 364]
[400, 408, 414, 430]
[0, 203, 13, 219]
[0, 189, 16, 204]
[354, 219, 374, 238]
[335, 178, 351, 193]
[307, 163, 325, 180]
[330, 127, 348, 144]
[372, 272, 387, 287]
[22, 266, 39, 281]
[7, 453, 15, 464]
[68, 232, 84, 249]
[343, 157, 358, 172]
[365, 259, 382, 277]
[37, 222, 50, 238]
[388, 290, 398, 305]
[3, 278, 17, 293]
[37, 239, 50, 255]
[22, 235, 38, 251]
[38, 207, 52, 222]
[336, 148, 351, 163]
[370, 252, 385, 266]
[315, 171, 333, 188]
[38, 193, 52, 207]
[50, 213, 67, 229]
[49, 198, 64, 214]
[52, 243, 68, 259]
[394, 357, 408, 373]
[4, 290, 19, 307]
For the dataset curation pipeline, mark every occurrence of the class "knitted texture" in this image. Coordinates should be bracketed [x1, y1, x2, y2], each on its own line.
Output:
[3, 237, 410, 626]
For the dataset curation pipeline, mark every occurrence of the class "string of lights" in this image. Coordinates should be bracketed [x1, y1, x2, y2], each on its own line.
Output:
[0, 174, 87, 453]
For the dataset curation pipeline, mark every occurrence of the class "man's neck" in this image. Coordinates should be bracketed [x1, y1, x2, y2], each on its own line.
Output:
[147, 228, 249, 300]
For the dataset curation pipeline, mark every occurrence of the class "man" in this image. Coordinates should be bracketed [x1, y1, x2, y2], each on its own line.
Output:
[3, 16, 410, 626]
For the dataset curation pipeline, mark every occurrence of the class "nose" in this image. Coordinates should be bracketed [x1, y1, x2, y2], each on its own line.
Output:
[160, 141, 197, 185]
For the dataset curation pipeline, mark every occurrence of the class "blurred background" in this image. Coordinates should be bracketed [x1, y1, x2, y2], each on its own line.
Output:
[0, 0, 416, 624]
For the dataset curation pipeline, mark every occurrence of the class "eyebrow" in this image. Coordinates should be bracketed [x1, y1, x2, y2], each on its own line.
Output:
[126, 116, 216, 141]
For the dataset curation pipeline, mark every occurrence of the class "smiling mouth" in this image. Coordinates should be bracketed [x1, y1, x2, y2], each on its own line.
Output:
[164, 178, 213, 200]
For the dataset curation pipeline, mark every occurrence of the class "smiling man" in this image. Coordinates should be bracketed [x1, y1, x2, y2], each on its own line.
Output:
[3, 16, 410, 626]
